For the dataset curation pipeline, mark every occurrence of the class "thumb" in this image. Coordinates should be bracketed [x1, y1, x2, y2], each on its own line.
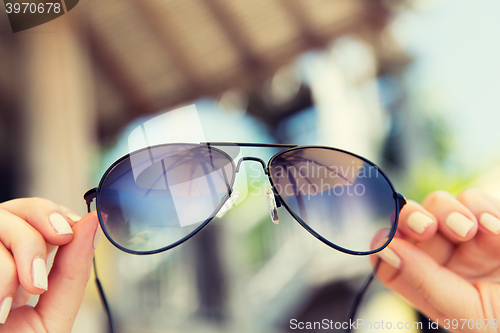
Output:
[35, 212, 99, 333]
[376, 238, 483, 321]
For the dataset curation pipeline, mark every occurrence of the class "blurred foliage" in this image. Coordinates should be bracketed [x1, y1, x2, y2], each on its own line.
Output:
[230, 178, 282, 267]
[402, 159, 475, 203]
[246, 216, 277, 266]
[401, 111, 475, 203]
[422, 112, 453, 163]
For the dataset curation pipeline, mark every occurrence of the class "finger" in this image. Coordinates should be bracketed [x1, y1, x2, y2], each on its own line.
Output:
[375, 238, 484, 321]
[11, 286, 32, 310]
[0, 209, 48, 295]
[0, 198, 74, 246]
[457, 189, 500, 235]
[415, 232, 455, 266]
[36, 212, 99, 333]
[59, 206, 82, 223]
[47, 206, 82, 272]
[445, 191, 500, 281]
[371, 254, 444, 321]
[373, 200, 453, 266]
[0, 245, 17, 324]
[397, 200, 438, 241]
[485, 192, 500, 210]
[422, 191, 478, 242]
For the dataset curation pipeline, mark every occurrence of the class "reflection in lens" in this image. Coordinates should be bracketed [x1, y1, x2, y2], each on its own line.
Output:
[269, 148, 396, 253]
[97, 144, 235, 253]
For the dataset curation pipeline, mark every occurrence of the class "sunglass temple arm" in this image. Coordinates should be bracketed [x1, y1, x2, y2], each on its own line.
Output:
[83, 188, 115, 333]
[84, 187, 98, 211]
[396, 192, 407, 210]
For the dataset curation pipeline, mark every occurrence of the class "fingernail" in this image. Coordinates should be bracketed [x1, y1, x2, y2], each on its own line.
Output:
[446, 212, 474, 237]
[480, 213, 500, 235]
[49, 213, 73, 235]
[93, 224, 103, 249]
[0, 297, 13, 324]
[407, 211, 434, 234]
[32, 257, 48, 291]
[66, 212, 82, 222]
[378, 247, 401, 269]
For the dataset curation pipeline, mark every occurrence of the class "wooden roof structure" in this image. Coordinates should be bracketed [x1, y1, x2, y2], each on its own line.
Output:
[82, 0, 399, 138]
[0, 0, 406, 140]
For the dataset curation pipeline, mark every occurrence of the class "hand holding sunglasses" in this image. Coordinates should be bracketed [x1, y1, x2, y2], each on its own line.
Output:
[373, 189, 500, 333]
[0, 198, 99, 332]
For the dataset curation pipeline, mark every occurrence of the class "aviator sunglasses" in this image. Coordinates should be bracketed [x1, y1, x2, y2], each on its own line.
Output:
[84, 142, 406, 333]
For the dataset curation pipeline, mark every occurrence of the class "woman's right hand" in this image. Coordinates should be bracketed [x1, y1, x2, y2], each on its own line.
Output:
[0, 198, 101, 333]
[374, 189, 500, 332]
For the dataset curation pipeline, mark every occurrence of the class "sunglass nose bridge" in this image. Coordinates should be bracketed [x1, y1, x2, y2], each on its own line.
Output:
[266, 189, 280, 224]
[216, 190, 241, 218]
[235, 157, 268, 174]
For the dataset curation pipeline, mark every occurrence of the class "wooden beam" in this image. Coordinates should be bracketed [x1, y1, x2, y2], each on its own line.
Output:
[203, 0, 268, 84]
[85, 23, 159, 122]
[0, 33, 22, 125]
[20, 18, 96, 212]
[277, 0, 325, 49]
[128, 0, 209, 96]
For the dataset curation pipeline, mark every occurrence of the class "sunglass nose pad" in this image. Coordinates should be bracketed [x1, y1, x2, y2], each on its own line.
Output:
[216, 190, 240, 218]
[266, 189, 280, 224]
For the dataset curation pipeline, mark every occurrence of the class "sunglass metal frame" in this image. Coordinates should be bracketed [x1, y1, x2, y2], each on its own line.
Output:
[85, 142, 406, 256]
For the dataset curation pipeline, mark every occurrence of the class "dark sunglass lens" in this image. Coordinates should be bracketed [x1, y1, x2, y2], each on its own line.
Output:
[97, 144, 235, 253]
[269, 148, 397, 253]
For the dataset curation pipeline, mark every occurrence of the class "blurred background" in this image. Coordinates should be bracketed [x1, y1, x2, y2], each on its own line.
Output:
[1, 0, 500, 332]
